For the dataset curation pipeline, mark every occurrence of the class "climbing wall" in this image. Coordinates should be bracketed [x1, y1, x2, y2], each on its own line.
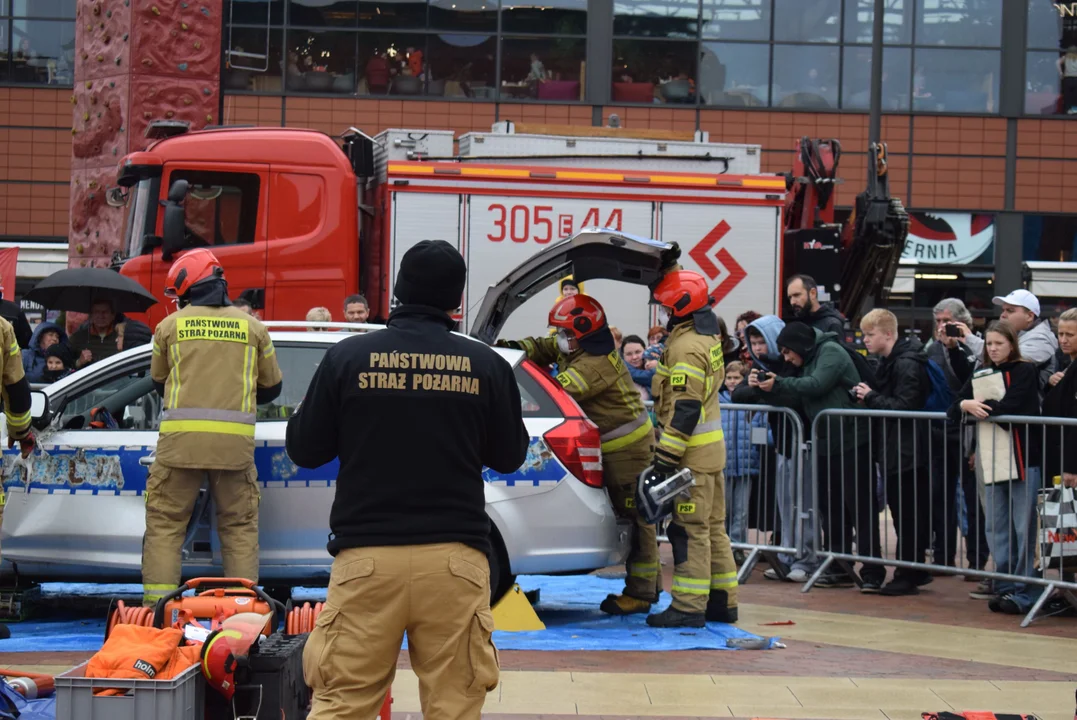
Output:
[70, 0, 222, 273]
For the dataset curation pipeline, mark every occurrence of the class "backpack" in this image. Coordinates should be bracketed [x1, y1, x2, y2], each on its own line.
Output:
[839, 342, 878, 388]
[922, 357, 954, 412]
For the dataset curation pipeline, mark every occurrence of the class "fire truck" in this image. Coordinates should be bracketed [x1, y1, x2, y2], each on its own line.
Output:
[111, 121, 908, 338]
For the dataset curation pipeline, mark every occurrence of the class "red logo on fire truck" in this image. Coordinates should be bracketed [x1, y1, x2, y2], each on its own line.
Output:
[688, 221, 746, 304]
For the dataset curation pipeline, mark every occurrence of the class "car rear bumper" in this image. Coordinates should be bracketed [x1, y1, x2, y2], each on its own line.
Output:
[490, 477, 631, 576]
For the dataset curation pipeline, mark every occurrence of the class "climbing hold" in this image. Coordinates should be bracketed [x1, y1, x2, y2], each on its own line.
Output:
[106, 9, 112, 17]
[144, 111, 152, 118]
[97, 112, 102, 118]
[142, 58, 153, 66]
[193, 40, 202, 49]
[89, 193, 95, 200]
[181, 22, 189, 30]
[165, 110, 175, 118]
[103, 35, 110, 44]
[201, 7, 210, 16]
[182, 1, 188, 6]
[92, 4, 100, 15]
[91, 95, 97, 104]
[119, 126, 125, 132]
[109, 81, 115, 87]
[82, 52, 89, 60]
[183, 97, 192, 105]
[123, 33, 128, 41]
[151, 6, 160, 15]
[97, 54, 104, 62]
[202, 87, 211, 95]
[83, 111, 90, 120]
[113, 148, 118, 155]
[96, 231, 100, 238]
[115, 57, 122, 65]
[86, 23, 93, 31]
[177, 62, 188, 71]
[205, 114, 213, 122]
[70, 95, 77, 104]
[71, 128, 78, 135]
[76, 244, 85, 254]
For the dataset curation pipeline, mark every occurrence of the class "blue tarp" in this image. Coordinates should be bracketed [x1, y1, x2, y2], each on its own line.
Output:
[0, 575, 779, 653]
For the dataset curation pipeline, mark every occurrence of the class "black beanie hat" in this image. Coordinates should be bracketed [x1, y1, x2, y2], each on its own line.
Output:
[776, 322, 816, 358]
[45, 344, 70, 367]
[393, 240, 467, 310]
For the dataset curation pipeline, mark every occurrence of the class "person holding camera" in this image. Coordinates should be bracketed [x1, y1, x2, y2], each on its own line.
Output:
[929, 298, 991, 592]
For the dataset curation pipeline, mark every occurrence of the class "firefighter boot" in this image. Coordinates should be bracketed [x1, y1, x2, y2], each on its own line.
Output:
[705, 590, 738, 624]
[646, 607, 705, 628]
[600, 592, 657, 616]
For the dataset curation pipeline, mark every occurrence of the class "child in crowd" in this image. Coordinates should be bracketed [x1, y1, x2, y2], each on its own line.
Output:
[42, 345, 73, 383]
[719, 360, 770, 563]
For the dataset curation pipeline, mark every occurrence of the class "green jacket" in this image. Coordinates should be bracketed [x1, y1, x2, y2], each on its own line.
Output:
[767, 328, 867, 456]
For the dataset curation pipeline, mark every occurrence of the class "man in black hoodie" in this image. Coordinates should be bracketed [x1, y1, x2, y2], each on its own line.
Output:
[287, 240, 529, 720]
[786, 274, 846, 338]
[853, 309, 932, 595]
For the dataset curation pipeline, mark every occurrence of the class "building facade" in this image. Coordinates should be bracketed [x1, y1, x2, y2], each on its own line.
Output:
[1, 0, 1076, 322]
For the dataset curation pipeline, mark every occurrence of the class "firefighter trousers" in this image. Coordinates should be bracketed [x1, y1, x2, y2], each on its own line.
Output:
[304, 543, 499, 720]
[141, 462, 261, 607]
[603, 438, 661, 601]
[666, 470, 739, 613]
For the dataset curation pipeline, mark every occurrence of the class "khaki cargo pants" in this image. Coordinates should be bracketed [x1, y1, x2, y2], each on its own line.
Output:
[304, 543, 499, 720]
[603, 435, 662, 601]
[666, 469, 739, 613]
[141, 462, 260, 607]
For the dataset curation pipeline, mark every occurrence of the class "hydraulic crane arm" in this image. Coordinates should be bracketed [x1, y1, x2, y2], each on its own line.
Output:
[836, 143, 910, 320]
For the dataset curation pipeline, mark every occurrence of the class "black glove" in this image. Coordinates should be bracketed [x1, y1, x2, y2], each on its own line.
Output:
[659, 243, 682, 272]
[494, 339, 522, 350]
[8, 430, 35, 459]
[651, 457, 678, 478]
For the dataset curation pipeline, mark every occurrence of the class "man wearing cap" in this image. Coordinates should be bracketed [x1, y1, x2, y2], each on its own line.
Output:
[286, 240, 529, 720]
[957, 289, 1058, 373]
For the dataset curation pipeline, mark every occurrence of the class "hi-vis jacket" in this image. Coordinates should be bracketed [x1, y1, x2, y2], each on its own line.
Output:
[1, 318, 31, 441]
[517, 336, 653, 455]
[651, 320, 726, 473]
[151, 305, 283, 470]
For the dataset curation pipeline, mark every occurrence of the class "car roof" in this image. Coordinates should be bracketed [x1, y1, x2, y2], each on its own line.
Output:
[40, 322, 525, 396]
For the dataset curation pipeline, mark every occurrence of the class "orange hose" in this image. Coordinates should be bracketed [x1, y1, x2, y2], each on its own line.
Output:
[0, 669, 56, 697]
[106, 600, 155, 637]
[284, 601, 324, 634]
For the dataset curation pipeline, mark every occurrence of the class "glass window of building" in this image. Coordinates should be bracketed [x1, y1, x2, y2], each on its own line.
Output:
[841, 45, 911, 111]
[357, 33, 427, 95]
[226, 27, 285, 91]
[912, 48, 999, 113]
[429, 0, 497, 32]
[699, 41, 769, 106]
[354, 0, 428, 29]
[1024, 215, 1077, 263]
[289, 0, 360, 27]
[914, 0, 1001, 47]
[8, 0, 74, 17]
[502, 36, 585, 101]
[1028, 0, 1077, 49]
[426, 33, 496, 97]
[286, 29, 358, 93]
[613, 0, 700, 39]
[842, 0, 911, 44]
[612, 39, 697, 104]
[1026, 1, 1077, 117]
[772, 0, 840, 44]
[772, 44, 838, 108]
[700, 0, 769, 41]
[8, 18, 75, 85]
[225, 0, 285, 26]
[501, 0, 587, 35]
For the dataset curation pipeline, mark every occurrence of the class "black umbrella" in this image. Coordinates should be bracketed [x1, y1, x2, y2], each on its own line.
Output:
[26, 267, 159, 314]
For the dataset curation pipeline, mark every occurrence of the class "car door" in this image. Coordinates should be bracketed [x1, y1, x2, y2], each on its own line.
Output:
[467, 228, 676, 345]
[1, 351, 162, 580]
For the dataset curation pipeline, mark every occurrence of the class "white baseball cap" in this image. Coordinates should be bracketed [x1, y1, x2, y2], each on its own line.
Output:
[991, 289, 1040, 317]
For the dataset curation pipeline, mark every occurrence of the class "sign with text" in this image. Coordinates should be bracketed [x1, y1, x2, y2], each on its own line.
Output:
[902, 212, 995, 265]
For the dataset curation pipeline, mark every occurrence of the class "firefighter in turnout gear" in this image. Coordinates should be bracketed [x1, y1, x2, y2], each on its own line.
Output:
[497, 294, 660, 615]
[645, 269, 738, 628]
[1, 313, 34, 641]
[143, 248, 283, 607]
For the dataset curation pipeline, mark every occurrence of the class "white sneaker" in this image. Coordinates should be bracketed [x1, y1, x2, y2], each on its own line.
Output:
[763, 567, 808, 582]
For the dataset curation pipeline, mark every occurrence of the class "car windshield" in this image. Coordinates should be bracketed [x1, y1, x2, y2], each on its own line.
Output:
[123, 178, 153, 258]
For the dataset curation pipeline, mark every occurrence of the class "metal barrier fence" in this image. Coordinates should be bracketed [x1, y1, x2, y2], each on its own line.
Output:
[808, 408, 1077, 628]
[644, 401, 807, 585]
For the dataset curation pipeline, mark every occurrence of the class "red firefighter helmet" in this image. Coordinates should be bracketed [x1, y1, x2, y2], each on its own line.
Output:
[652, 270, 712, 318]
[548, 294, 607, 340]
[164, 248, 225, 299]
[200, 612, 271, 700]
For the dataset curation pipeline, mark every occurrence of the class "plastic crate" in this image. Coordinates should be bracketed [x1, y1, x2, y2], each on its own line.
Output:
[54, 661, 205, 720]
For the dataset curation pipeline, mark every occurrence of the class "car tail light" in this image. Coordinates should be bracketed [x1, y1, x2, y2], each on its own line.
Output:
[520, 360, 605, 488]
